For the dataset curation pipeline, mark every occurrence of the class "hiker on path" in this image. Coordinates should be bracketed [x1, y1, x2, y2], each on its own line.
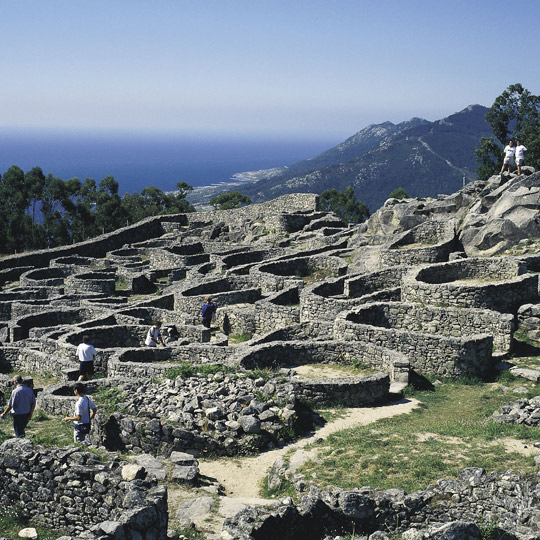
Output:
[501, 140, 515, 174]
[515, 140, 528, 175]
[77, 335, 97, 381]
[0, 374, 36, 437]
[145, 322, 165, 347]
[201, 296, 217, 329]
[63, 382, 97, 444]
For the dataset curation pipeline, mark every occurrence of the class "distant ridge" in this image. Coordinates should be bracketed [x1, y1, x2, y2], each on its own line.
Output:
[191, 104, 491, 211]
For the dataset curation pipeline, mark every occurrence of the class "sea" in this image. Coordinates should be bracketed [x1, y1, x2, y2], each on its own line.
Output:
[0, 130, 338, 195]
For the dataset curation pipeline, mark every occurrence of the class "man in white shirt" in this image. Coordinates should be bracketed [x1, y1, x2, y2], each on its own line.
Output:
[63, 382, 97, 444]
[515, 140, 528, 175]
[501, 140, 515, 174]
[145, 322, 165, 347]
[77, 335, 97, 381]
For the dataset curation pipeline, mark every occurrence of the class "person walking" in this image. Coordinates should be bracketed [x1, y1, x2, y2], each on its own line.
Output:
[63, 382, 97, 445]
[501, 140, 515, 174]
[0, 374, 36, 437]
[77, 335, 97, 381]
[515, 140, 528, 175]
[145, 322, 166, 347]
[201, 296, 216, 329]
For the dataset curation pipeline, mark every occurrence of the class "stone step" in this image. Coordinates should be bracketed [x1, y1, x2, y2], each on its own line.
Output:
[389, 382, 408, 395]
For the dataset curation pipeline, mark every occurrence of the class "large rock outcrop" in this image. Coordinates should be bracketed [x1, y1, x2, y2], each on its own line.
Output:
[358, 168, 539, 259]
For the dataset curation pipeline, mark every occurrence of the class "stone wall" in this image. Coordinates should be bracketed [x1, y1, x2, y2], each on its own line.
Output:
[39, 376, 299, 457]
[20, 266, 70, 287]
[8, 307, 91, 342]
[186, 193, 319, 233]
[222, 468, 540, 539]
[402, 258, 538, 313]
[174, 276, 262, 319]
[0, 346, 74, 378]
[378, 218, 456, 267]
[291, 373, 390, 407]
[107, 345, 238, 378]
[237, 340, 409, 384]
[249, 255, 347, 293]
[255, 287, 301, 335]
[340, 301, 514, 353]
[0, 213, 188, 272]
[0, 290, 50, 320]
[0, 438, 168, 539]
[300, 268, 404, 323]
[334, 309, 494, 379]
[64, 271, 117, 295]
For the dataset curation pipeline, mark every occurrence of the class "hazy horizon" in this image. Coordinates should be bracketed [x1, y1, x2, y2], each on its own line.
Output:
[2, 1, 540, 140]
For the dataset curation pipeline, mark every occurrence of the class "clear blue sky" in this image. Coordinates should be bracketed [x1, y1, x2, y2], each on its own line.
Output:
[2, 0, 540, 139]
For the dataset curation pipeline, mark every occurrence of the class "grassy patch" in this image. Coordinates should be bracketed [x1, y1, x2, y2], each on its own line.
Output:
[5, 370, 62, 389]
[115, 278, 130, 291]
[228, 332, 253, 344]
[299, 380, 540, 493]
[259, 475, 296, 500]
[0, 505, 64, 539]
[301, 266, 338, 287]
[93, 386, 128, 416]
[0, 411, 73, 447]
[164, 363, 234, 380]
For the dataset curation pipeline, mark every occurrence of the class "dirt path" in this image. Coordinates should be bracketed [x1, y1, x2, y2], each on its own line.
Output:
[198, 398, 420, 498]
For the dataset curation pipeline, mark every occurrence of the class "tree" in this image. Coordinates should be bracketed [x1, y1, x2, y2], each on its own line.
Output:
[168, 181, 195, 214]
[388, 187, 410, 200]
[475, 83, 540, 179]
[95, 176, 126, 234]
[210, 191, 251, 210]
[319, 186, 369, 224]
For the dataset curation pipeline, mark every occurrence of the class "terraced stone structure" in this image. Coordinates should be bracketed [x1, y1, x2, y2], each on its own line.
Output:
[1, 181, 540, 539]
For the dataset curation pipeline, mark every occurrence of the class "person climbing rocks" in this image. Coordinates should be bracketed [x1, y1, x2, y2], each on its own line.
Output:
[0, 374, 36, 437]
[63, 382, 97, 445]
[145, 322, 165, 347]
[201, 296, 217, 329]
[515, 140, 528, 175]
[77, 335, 98, 381]
[501, 140, 515, 174]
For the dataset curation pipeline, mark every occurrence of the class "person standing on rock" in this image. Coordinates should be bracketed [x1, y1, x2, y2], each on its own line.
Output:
[145, 322, 165, 347]
[201, 296, 216, 329]
[0, 374, 36, 437]
[501, 140, 515, 174]
[77, 335, 97, 381]
[63, 382, 97, 445]
[515, 140, 528, 175]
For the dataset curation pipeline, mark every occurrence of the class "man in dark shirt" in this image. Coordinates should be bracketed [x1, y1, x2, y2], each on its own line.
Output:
[0, 374, 36, 437]
[201, 296, 217, 329]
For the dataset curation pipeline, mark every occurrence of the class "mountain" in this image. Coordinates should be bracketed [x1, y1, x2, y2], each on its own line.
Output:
[191, 105, 492, 212]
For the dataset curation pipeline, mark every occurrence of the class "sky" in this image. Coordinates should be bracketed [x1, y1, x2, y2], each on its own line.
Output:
[2, 0, 540, 140]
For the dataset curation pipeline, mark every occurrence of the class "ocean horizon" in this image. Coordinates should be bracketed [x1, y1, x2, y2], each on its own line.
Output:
[0, 130, 339, 195]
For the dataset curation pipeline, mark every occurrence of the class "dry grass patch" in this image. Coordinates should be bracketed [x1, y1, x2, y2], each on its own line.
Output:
[299, 379, 540, 493]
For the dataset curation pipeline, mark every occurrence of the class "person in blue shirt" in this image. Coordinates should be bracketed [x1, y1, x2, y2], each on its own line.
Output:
[201, 296, 217, 329]
[0, 374, 36, 437]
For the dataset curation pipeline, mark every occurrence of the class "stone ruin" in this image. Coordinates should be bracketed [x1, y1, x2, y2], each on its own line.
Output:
[0, 170, 540, 538]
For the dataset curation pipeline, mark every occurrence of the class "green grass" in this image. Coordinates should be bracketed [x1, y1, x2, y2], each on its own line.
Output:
[115, 278, 129, 291]
[228, 332, 253, 344]
[5, 370, 62, 388]
[0, 411, 73, 447]
[0, 505, 64, 540]
[93, 386, 128, 415]
[301, 266, 338, 286]
[164, 362, 234, 380]
[298, 379, 540, 493]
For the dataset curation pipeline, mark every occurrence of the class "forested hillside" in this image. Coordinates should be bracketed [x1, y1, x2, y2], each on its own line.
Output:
[0, 167, 194, 254]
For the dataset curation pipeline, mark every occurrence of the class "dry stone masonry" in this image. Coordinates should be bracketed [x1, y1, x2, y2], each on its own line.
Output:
[1, 174, 540, 538]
